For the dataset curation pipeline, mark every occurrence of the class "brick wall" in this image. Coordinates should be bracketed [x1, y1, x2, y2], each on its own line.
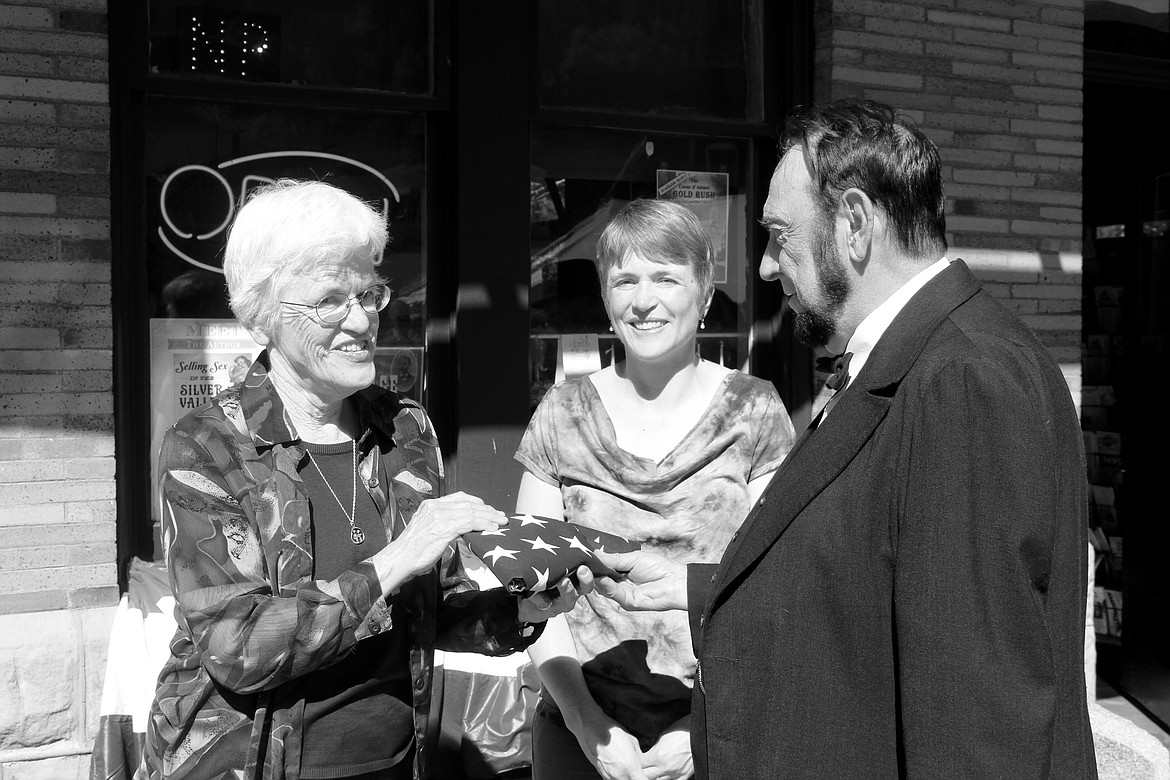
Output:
[814, 0, 1085, 403]
[0, 2, 115, 777]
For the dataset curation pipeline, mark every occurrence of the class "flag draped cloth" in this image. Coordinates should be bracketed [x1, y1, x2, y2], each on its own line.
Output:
[462, 514, 640, 596]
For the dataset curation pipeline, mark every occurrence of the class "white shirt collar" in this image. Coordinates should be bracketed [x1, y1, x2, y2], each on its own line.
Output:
[841, 257, 951, 389]
[820, 257, 950, 421]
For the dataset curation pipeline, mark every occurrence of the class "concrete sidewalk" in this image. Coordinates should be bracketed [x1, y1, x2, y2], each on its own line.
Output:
[1095, 676, 1170, 780]
[1097, 677, 1170, 753]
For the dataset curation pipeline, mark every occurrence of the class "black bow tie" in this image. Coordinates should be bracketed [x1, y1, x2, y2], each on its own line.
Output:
[815, 351, 853, 392]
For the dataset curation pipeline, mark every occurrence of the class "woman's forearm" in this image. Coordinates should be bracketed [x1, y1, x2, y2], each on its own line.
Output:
[527, 613, 607, 733]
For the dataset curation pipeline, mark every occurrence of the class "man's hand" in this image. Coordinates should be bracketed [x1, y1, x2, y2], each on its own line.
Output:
[593, 550, 688, 612]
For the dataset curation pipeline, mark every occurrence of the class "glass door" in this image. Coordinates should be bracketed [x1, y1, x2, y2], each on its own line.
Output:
[1085, 74, 1170, 732]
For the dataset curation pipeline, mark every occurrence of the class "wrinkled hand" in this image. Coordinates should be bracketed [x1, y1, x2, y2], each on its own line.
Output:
[642, 724, 693, 780]
[517, 565, 594, 623]
[393, 492, 506, 578]
[593, 550, 688, 612]
[577, 716, 648, 780]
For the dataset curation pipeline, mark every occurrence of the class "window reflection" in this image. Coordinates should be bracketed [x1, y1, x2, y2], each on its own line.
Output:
[538, 0, 764, 120]
[1086, 0, 1169, 58]
[145, 98, 427, 350]
[160, 269, 234, 319]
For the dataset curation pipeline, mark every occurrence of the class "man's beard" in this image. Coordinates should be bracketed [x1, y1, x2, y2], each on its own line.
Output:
[793, 221, 850, 348]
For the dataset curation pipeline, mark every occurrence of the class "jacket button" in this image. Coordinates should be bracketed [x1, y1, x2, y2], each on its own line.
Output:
[368, 477, 378, 488]
[369, 622, 382, 635]
[414, 676, 426, 690]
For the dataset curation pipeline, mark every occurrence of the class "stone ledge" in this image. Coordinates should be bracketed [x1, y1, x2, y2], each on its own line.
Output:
[0, 607, 116, 756]
[0, 741, 92, 780]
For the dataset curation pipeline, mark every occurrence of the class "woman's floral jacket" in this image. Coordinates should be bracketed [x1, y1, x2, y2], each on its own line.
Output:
[141, 353, 538, 780]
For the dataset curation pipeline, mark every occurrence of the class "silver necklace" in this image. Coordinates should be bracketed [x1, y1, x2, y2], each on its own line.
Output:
[306, 439, 365, 545]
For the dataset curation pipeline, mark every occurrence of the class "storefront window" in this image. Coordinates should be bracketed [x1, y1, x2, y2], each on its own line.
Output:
[116, 0, 803, 570]
[537, 0, 765, 121]
[529, 123, 754, 408]
[149, 0, 433, 93]
[1086, 0, 1169, 59]
[143, 98, 427, 522]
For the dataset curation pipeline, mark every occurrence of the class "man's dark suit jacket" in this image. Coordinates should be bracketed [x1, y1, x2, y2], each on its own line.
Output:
[687, 261, 1097, 778]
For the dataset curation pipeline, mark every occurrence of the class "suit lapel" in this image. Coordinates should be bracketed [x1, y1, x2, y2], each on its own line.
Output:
[707, 260, 983, 612]
[712, 383, 892, 597]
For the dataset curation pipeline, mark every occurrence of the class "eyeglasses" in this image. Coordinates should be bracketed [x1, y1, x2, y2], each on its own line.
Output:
[280, 283, 392, 323]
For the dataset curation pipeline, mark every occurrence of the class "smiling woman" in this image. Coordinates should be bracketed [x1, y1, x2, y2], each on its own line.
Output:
[141, 179, 592, 780]
[222, 181, 391, 422]
[513, 199, 797, 780]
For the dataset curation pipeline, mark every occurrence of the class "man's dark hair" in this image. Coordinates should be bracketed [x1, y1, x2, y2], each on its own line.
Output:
[780, 98, 947, 258]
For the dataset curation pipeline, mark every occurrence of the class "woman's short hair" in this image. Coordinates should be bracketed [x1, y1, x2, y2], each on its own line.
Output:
[595, 198, 715, 302]
[223, 179, 388, 334]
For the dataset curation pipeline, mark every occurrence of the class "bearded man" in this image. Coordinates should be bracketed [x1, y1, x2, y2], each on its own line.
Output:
[589, 99, 1098, 779]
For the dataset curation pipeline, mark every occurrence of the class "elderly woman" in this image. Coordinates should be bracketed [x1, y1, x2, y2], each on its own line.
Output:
[516, 199, 796, 780]
[143, 180, 586, 780]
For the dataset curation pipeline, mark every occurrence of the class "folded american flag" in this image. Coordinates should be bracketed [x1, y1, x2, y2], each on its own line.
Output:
[462, 514, 640, 596]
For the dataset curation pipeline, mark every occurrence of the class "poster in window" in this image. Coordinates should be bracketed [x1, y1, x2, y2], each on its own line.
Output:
[149, 318, 263, 520]
[655, 170, 731, 285]
[374, 347, 424, 403]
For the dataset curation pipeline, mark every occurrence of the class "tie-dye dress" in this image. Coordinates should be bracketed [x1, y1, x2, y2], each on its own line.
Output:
[514, 369, 795, 748]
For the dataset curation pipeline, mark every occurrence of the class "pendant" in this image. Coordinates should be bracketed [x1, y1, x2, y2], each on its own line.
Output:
[350, 526, 366, 545]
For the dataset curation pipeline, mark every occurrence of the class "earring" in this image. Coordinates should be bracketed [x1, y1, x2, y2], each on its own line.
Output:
[699, 318, 706, 331]
[608, 323, 614, 332]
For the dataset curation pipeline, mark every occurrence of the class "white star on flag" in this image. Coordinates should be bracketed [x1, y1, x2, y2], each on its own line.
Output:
[462, 514, 640, 595]
[561, 535, 592, 554]
[524, 535, 560, 553]
[483, 545, 519, 564]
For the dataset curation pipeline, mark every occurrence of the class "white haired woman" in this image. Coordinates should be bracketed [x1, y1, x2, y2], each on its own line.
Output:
[142, 180, 588, 780]
[516, 199, 796, 780]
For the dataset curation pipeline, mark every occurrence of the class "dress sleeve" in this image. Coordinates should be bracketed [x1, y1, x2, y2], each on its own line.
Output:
[747, 384, 796, 481]
[159, 424, 374, 695]
[514, 384, 561, 486]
